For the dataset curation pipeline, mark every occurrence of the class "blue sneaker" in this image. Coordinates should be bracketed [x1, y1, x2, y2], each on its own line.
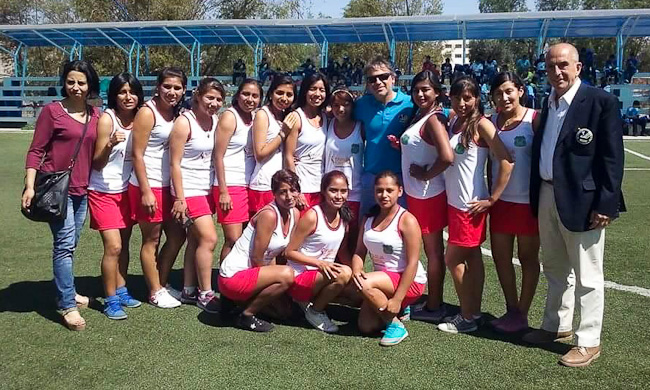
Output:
[380, 321, 408, 346]
[398, 306, 411, 322]
[116, 286, 141, 308]
[104, 296, 127, 320]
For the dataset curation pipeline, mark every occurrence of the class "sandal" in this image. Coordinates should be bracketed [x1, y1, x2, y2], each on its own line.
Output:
[75, 294, 90, 308]
[63, 310, 86, 331]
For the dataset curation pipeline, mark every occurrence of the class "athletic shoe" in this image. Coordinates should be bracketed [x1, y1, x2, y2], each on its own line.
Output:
[494, 312, 529, 333]
[104, 296, 128, 320]
[219, 294, 237, 318]
[304, 304, 339, 333]
[197, 291, 221, 314]
[165, 284, 182, 301]
[379, 321, 408, 346]
[438, 313, 478, 334]
[398, 306, 411, 322]
[236, 313, 274, 332]
[490, 310, 513, 328]
[180, 289, 199, 305]
[116, 286, 141, 308]
[295, 301, 309, 312]
[149, 288, 181, 309]
[411, 303, 449, 323]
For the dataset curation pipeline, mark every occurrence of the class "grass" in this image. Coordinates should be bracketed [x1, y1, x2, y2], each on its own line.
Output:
[1, 133, 650, 389]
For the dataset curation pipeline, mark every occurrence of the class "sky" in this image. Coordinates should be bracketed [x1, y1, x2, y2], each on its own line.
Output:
[311, 0, 538, 18]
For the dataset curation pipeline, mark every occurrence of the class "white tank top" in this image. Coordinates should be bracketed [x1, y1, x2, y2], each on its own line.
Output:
[213, 107, 255, 187]
[171, 111, 217, 198]
[249, 106, 284, 191]
[294, 108, 327, 194]
[89, 109, 133, 193]
[490, 109, 534, 204]
[444, 117, 489, 211]
[129, 100, 173, 188]
[288, 205, 346, 275]
[362, 207, 427, 284]
[324, 119, 363, 202]
[400, 111, 446, 199]
[220, 202, 295, 278]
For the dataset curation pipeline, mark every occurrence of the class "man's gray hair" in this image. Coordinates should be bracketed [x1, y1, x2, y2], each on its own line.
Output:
[363, 56, 396, 77]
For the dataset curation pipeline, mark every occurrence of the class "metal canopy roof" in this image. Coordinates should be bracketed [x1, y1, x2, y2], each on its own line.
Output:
[1, 9, 650, 49]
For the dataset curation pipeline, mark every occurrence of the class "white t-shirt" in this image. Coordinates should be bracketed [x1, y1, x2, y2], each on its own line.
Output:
[400, 111, 446, 199]
[171, 111, 217, 198]
[287, 205, 346, 275]
[324, 119, 364, 202]
[129, 100, 173, 188]
[88, 108, 132, 193]
[293, 108, 327, 194]
[444, 117, 489, 211]
[362, 207, 427, 284]
[490, 109, 535, 204]
[213, 107, 255, 187]
[220, 202, 295, 278]
[249, 106, 284, 192]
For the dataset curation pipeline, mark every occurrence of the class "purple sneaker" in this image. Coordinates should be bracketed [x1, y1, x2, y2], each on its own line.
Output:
[180, 289, 198, 305]
[494, 310, 529, 333]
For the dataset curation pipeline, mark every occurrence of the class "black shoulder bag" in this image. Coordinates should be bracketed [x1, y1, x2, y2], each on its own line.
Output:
[21, 113, 91, 223]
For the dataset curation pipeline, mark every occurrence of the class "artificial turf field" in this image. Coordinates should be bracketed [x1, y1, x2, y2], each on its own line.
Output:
[1, 132, 649, 389]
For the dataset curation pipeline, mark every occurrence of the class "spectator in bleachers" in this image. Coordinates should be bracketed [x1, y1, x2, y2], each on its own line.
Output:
[431, 64, 441, 84]
[604, 54, 618, 83]
[341, 56, 353, 86]
[352, 58, 365, 85]
[625, 100, 648, 136]
[258, 57, 271, 84]
[233, 58, 247, 85]
[439, 86, 451, 108]
[471, 59, 483, 83]
[516, 54, 531, 77]
[484, 58, 498, 84]
[534, 53, 546, 78]
[625, 52, 639, 83]
[441, 57, 453, 84]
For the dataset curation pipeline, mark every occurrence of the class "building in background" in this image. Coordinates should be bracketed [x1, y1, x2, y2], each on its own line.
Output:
[441, 40, 470, 66]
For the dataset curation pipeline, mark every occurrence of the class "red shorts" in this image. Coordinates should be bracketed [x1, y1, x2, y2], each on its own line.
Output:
[214, 186, 249, 224]
[490, 200, 539, 236]
[287, 270, 320, 302]
[406, 192, 448, 234]
[180, 195, 215, 219]
[88, 190, 133, 231]
[383, 271, 425, 309]
[299, 193, 322, 217]
[128, 184, 172, 223]
[447, 205, 487, 248]
[218, 268, 260, 301]
[247, 189, 274, 215]
[347, 201, 361, 230]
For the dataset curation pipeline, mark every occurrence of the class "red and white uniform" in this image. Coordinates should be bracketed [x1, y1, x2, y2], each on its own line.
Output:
[171, 111, 218, 219]
[128, 100, 173, 223]
[129, 100, 172, 188]
[401, 111, 448, 234]
[213, 107, 255, 187]
[489, 109, 538, 236]
[362, 207, 427, 308]
[324, 120, 363, 202]
[220, 202, 295, 278]
[444, 117, 489, 247]
[88, 109, 133, 230]
[294, 108, 327, 195]
[249, 106, 284, 192]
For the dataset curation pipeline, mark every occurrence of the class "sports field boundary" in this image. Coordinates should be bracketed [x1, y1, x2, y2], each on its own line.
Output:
[624, 147, 650, 161]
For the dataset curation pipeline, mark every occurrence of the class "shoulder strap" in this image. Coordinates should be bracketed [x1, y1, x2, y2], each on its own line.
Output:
[68, 108, 92, 170]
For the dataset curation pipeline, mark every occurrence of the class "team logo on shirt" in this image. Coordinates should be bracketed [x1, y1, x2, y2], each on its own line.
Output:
[351, 143, 360, 154]
[400, 134, 410, 145]
[576, 128, 593, 145]
[383, 244, 394, 254]
[514, 136, 527, 147]
[399, 114, 409, 124]
[454, 143, 466, 155]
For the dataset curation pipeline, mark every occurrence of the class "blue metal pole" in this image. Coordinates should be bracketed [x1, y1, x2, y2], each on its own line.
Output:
[616, 33, 623, 73]
[78, 44, 83, 60]
[196, 42, 201, 77]
[390, 38, 396, 64]
[190, 41, 197, 77]
[321, 39, 328, 69]
[128, 42, 136, 74]
[135, 44, 141, 77]
[69, 42, 77, 61]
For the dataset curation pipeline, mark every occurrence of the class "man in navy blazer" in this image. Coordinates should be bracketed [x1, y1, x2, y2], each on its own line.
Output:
[523, 43, 624, 368]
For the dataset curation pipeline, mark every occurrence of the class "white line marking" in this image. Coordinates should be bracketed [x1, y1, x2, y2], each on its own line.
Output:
[442, 231, 650, 298]
[625, 148, 650, 161]
[625, 168, 650, 171]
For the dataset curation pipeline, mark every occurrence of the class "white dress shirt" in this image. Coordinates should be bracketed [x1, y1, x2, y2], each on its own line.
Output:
[539, 78, 582, 181]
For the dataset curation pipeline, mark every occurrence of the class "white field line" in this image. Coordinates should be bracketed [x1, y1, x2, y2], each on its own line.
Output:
[625, 168, 650, 171]
[625, 148, 650, 161]
[0, 129, 33, 133]
[442, 231, 650, 298]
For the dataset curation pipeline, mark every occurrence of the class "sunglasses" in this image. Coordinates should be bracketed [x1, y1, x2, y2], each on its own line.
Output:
[366, 73, 391, 84]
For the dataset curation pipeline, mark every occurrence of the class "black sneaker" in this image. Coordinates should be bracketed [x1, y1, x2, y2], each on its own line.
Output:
[236, 313, 274, 332]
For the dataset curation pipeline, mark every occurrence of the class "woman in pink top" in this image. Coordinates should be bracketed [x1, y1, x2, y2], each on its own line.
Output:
[22, 60, 101, 330]
[130, 68, 187, 309]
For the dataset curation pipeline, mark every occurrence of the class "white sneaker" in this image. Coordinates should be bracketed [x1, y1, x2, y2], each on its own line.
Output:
[304, 304, 339, 333]
[437, 313, 477, 334]
[149, 288, 181, 308]
[165, 284, 182, 301]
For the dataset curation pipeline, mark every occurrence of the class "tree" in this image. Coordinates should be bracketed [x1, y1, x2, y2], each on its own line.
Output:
[478, 0, 527, 13]
[535, 0, 581, 11]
